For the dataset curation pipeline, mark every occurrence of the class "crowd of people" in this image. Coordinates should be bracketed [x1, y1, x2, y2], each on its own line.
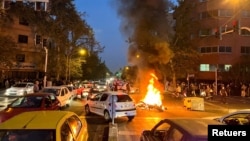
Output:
[165, 81, 250, 104]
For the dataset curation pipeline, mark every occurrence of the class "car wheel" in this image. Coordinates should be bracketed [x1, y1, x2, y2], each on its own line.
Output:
[128, 116, 135, 121]
[66, 98, 71, 107]
[85, 105, 91, 115]
[104, 110, 111, 122]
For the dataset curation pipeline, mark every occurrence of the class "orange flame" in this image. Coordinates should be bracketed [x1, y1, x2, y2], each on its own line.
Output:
[143, 73, 162, 106]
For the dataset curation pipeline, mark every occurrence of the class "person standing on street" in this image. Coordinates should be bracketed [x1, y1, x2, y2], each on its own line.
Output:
[33, 80, 39, 93]
[220, 86, 228, 104]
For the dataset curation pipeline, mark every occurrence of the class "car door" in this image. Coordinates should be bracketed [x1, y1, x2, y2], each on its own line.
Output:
[88, 94, 101, 114]
[56, 88, 65, 106]
[96, 93, 109, 116]
[46, 95, 60, 110]
[60, 88, 67, 106]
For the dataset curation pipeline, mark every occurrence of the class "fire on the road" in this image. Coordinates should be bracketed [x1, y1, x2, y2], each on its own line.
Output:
[143, 73, 162, 106]
[138, 73, 165, 111]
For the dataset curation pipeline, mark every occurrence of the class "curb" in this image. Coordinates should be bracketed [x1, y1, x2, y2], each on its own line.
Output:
[108, 123, 118, 141]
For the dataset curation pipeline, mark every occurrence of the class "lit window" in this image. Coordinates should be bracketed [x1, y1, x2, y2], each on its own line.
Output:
[200, 64, 209, 71]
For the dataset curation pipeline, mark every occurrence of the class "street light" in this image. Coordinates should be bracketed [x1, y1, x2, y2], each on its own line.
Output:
[44, 47, 48, 88]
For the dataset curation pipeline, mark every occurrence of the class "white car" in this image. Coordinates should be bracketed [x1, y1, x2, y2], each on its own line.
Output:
[93, 82, 107, 92]
[4, 82, 34, 96]
[61, 85, 77, 99]
[84, 91, 136, 122]
[213, 109, 250, 125]
[40, 86, 73, 108]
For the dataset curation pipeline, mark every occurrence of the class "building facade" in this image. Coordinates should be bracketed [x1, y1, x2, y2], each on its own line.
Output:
[0, 0, 49, 82]
[191, 0, 250, 81]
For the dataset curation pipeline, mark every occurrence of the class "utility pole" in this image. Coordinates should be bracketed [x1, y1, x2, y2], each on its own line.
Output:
[44, 47, 48, 88]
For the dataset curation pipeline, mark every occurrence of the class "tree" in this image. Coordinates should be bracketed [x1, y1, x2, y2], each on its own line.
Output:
[0, 4, 16, 71]
[169, 0, 200, 87]
[0, 35, 16, 69]
[81, 53, 110, 80]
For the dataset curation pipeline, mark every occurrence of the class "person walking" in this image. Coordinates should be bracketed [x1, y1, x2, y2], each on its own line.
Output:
[220, 86, 228, 104]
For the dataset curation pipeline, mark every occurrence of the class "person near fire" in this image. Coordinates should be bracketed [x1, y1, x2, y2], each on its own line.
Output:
[220, 86, 228, 104]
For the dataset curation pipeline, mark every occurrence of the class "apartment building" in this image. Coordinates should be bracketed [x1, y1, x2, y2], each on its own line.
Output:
[191, 0, 250, 81]
[0, 0, 49, 81]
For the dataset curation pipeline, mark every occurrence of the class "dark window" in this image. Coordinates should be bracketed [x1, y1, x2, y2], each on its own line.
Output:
[200, 47, 206, 53]
[116, 95, 132, 102]
[225, 47, 232, 52]
[36, 35, 41, 44]
[16, 54, 25, 62]
[43, 39, 47, 47]
[206, 47, 211, 53]
[19, 17, 29, 26]
[4, 1, 12, 9]
[100, 94, 108, 101]
[219, 46, 225, 52]
[241, 46, 250, 54]
[18, 35, 28, 43]
[212, 47, 218, 52]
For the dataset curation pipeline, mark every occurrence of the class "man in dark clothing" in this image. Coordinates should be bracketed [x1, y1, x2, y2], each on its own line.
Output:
[220, 86, 228, 104]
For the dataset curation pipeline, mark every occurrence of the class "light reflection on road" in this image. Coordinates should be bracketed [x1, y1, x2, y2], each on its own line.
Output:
[0, 96, 17, 110]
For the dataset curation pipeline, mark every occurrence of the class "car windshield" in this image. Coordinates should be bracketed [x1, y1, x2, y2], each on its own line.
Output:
[0, 130, 55, 141]
[9, 96, 43, 108]
[42, 89, 60, 96]
[12, 84, 27, 88]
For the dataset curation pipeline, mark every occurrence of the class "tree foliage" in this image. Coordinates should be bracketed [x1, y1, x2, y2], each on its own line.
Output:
[169, 0, 200, 83]
[81, 53, 109, 80]
[0, 35, 16, 68]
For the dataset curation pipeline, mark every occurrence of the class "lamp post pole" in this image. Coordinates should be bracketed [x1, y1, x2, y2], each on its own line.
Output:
[69, 55, 71, 82]
[44, 47, 48, 88]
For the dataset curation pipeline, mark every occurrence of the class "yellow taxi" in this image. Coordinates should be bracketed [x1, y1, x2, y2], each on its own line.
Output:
[0, 111, 88, 141]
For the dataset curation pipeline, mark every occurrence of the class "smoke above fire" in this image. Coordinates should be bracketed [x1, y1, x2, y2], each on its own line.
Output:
[112, 0, 174, 94]
[112, 0, 174, 69]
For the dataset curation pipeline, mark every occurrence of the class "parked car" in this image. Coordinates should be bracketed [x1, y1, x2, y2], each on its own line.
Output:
[4, 82, 34, 96]
[0, 93, 61, 123]
[0, 111, 88, 141]
[40, 86, 73, 108]
[213, 109, 250, 125]
[84, 91, 136, 122]
[140, 118, 225, 141]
